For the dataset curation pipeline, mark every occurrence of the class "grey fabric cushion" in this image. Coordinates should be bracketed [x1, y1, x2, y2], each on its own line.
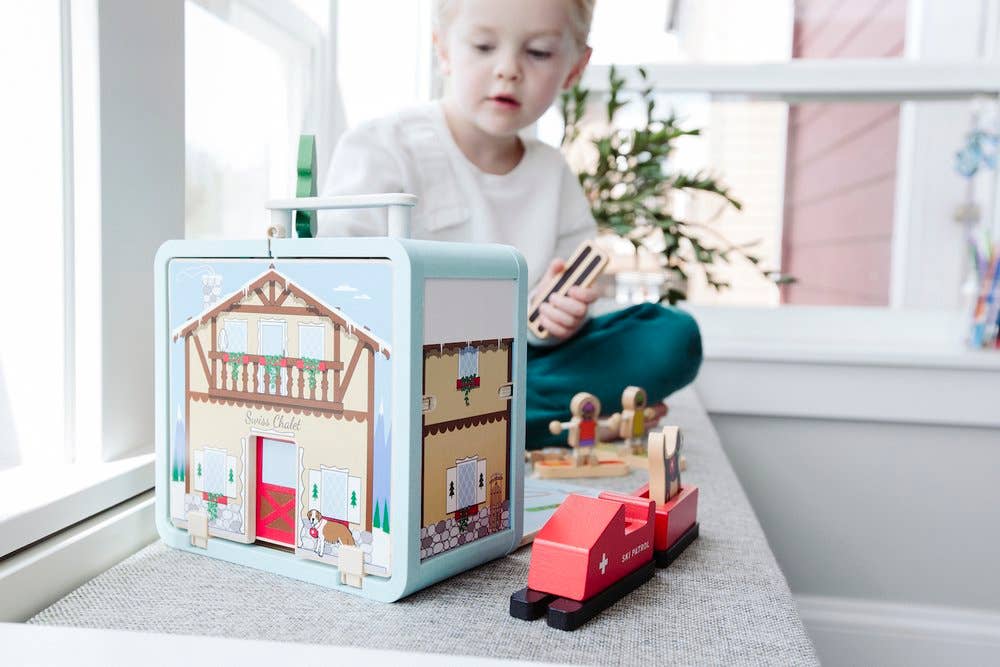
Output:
[31, 387, 816, 665]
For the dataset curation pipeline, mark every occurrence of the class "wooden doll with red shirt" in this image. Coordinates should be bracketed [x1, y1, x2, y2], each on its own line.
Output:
[548, 392, 619, 466]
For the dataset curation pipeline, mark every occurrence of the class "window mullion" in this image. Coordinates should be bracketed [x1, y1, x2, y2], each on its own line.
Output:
[72, 1, 185, 462]
[69, 0, 101, 463]
[890, 0, 991, 308]
[60, 0, 76, 464]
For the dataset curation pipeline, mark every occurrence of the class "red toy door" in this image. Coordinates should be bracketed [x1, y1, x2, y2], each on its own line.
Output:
[256, 437, 297, 546]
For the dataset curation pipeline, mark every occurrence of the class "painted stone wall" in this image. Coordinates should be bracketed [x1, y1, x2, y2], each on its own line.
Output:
[419, 500, 510, 560]
[421, 420, 508, 527]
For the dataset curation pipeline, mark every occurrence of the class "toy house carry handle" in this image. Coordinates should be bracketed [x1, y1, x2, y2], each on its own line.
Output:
[264, 193, 418, 239]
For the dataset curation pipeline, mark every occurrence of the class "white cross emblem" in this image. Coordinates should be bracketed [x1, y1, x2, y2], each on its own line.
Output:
[598, 553, 609, 575]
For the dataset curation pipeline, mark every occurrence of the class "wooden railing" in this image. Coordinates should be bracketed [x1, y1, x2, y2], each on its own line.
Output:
[206, 352, 348, 414]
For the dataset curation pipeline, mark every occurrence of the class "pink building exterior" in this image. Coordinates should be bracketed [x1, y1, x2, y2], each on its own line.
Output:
[781, 0, 906, 305]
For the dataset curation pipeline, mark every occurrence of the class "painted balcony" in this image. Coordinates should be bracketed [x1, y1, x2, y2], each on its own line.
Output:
[207, 352, 350, 416]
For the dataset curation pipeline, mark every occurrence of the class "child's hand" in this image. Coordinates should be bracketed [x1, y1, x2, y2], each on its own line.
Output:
[533, 259, 599, 341]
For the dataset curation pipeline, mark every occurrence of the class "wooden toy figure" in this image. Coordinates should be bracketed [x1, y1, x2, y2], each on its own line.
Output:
[538, 393, 628, 478]
[648, 425, 682, 503]
[616, 386, 656, 457]
[623, 425, 699, 567]
[549, 392, 616, 466]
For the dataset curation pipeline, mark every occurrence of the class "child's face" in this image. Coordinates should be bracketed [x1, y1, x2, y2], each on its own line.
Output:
[436, 0, 590, 139]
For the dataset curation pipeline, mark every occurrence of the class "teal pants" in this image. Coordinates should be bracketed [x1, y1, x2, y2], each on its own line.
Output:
[525, 302, 703, 450]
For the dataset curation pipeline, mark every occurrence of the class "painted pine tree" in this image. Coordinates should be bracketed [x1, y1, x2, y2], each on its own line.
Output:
[172, 406, 185, 482]
[373, 499, 381, 529]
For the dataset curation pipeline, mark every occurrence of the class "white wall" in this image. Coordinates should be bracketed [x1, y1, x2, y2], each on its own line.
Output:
[690, 304, 1000, 664]
[710, 414, 1000, 609]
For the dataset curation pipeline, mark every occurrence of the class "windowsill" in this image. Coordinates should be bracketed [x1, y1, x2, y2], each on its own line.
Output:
[0, 491, 156, 622]
[704, 336, 1000, 370]
[0, 452, 154, 558]
[687, 304, 1000, 371]
[681, 305, 1000, 428]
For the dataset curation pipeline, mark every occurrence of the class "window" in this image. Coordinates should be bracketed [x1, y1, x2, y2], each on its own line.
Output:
[456, 345, 480, 402]
[0, 1, 382, 617]
[309, 466, 361, 525]
[258, 319, 287, 394]
[197, 447, 229, 497]
[458, 345, 479, 379]
[335, 0, 435, 127]
[456, 458, 477, 510]
[219, 319, 248, 352]
[0, 1, 67, 472]
[185, 0, 336, 240]
[298, 323, 325, 360]
[538, 0, 1000, 310]
[322, 467, 348, 521]
[1, 1, 183, 564]
[445, 457, 487, 513]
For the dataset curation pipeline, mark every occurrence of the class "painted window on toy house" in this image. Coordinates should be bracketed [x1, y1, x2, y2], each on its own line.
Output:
[445, 457, 487, 513]
[298, 323, 324, 361]
[308, 466, 361, 525]
[218, 319, 247, 352]
[457, 345, 481, 404]
[204, 448, 226, 495]
[257, 319, 287, 395]
[193, 446, 237, 499]
[458, 345, 478, 379]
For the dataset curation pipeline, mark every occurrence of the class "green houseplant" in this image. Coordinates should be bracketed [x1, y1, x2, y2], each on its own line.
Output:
[560, 66, 790, 303]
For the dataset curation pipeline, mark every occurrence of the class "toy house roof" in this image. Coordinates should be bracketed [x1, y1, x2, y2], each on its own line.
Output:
[171, 266, 390, 358]
[535, 494, 622, 550]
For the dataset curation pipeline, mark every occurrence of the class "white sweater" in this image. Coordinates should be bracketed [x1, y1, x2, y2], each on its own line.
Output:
[317, 101, 596, 291]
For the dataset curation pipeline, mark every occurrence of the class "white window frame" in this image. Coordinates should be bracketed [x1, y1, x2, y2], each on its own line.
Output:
[1, 0, 337, 621]
[0, 0, 181, 557]
[577, 1, 1000, 366]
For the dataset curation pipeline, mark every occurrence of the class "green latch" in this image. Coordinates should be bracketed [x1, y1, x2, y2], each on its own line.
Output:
[295, 134, 318, 238]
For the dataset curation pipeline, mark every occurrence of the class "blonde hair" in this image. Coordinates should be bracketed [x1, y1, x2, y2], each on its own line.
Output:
[434, 0, 596, 51]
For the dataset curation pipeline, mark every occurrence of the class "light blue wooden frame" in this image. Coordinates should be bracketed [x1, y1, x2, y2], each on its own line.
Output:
[154, 237, 527, 601]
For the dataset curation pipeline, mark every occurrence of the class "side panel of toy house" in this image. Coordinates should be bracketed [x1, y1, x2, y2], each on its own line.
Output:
[419, 278, 516, 561]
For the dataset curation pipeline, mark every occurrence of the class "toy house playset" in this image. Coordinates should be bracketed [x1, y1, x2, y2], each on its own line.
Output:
[154, 194, 527, 601]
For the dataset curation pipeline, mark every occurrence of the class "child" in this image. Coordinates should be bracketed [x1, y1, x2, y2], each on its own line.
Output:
[319, 0, 702, 449]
